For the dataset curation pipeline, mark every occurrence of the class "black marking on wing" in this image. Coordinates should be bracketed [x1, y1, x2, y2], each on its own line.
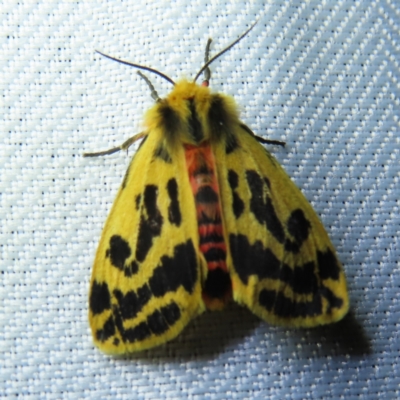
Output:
[90, 282, 115, 342]
[320, 286, 343, 312]
[125, 261, 139, 277]
[318, 248, 341, 280]
[230, 234, 317, 293]
[246, 170, 285, 243]
[149, 239, 198, 296]
[228, 169, 244, 218]
[90, 281, 111, 315]
[123, 321, 150, 343]
[259, 284, 343, 318]
[106, 235, 131, 269]
[113, 285, 152, 321]
[230, 233, 343, 317]
[112, 304, 127, 343]
[146, 309, 170, 336]
[147, 303, 180, 335]
[106, 235, 138, 277]
[258, 289, 322, 318]
[285, 209, 311, 252]
[136, 185, 163, 262]
[107, 186, 163, 276]
[246, 170, 312, 253]
[160, 302, 182, 325]
[135, 194, 141, 210]
[167, 178, 181, 226]
[123, 302, 181, 343]
[188, 99, 204, 143]
[95, 316, 116, 342]
[94, 241, 197, 345]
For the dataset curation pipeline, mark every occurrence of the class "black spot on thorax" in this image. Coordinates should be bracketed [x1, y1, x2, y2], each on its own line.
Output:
[208, 95, 236, 147]
[158, 102, 181, 137]
[187, 99, 204, 143]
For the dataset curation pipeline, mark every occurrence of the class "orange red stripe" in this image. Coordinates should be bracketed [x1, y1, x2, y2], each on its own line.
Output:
[184, 142, 232, 308]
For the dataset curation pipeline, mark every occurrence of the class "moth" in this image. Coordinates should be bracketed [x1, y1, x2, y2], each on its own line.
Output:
[85, 23, 349, 354]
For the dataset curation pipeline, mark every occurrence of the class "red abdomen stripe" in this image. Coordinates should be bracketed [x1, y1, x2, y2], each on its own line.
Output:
[184, 142, 232, 309]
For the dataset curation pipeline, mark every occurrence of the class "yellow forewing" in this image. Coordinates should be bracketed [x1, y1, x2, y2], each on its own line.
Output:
[214, 125, 349, 327]
[89, 130, 206, 354]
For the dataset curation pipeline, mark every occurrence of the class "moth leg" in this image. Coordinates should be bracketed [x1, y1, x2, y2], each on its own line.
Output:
[83, 132, 146, 157]
[240, 123, 286, 147]
[255, 136, 286, 147]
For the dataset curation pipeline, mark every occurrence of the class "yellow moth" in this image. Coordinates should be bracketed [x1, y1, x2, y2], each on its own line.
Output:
[85, 23, 349, 354]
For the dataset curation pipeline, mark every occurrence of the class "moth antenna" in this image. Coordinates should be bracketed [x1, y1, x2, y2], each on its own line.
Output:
[96, 50, 175, 85]
[137, 71, 160, 102]
[201, 38, 212, 87]
[193, 20, 258, 83]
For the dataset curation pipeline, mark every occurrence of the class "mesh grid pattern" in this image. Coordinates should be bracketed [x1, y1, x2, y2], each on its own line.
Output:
[1, 1, 399, 399]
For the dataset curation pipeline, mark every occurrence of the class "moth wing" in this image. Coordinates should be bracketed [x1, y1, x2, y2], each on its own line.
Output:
[214, 125, 349, 327]
[89, 131, 205, 354]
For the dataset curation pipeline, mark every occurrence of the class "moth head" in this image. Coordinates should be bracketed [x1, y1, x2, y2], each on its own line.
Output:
[95, 22, 256, 146]
[143, 80, 238, 146]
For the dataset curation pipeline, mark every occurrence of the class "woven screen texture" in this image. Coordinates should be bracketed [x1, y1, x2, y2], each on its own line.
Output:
[1, 1, 399, 399]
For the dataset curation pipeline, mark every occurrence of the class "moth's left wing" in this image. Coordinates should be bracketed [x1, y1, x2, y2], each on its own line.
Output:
[214, 124, 349, 327]
[89, 132, 206, 354]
